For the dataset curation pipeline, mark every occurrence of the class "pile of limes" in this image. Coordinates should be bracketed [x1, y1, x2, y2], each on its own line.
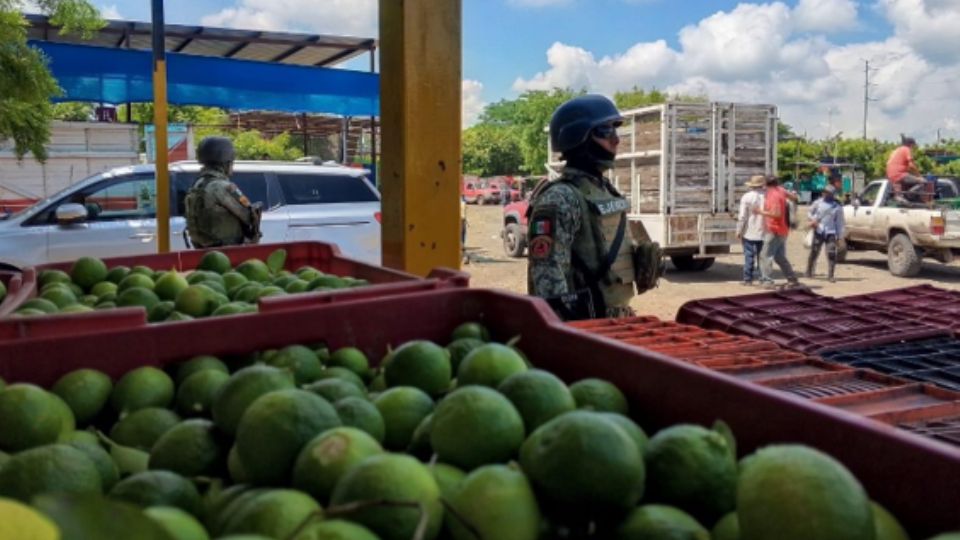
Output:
[11, 249, 370, 322]
[0, 322, 950, 540]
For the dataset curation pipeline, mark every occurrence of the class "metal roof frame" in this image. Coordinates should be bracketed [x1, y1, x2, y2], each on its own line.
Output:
[26, 13, 377, 68]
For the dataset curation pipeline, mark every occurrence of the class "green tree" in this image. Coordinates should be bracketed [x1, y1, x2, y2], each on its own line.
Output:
[231, 130, 303, 161]
[613, 87, 706, 110]
[480, 88, 582, 174]
[0, 0, 104, 160]
[462, 124, 523, 176]
[52, 102, 94, 121]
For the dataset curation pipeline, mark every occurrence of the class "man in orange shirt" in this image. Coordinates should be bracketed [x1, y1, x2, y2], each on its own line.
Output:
[886, 136, 923, 201]
[755, 175, 800, 289]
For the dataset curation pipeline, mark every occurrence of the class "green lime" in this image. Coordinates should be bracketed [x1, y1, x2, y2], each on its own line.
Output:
[598, 413, 648, 455]
[446, 464, 541, 540]
[315, 367, 366, 390]
[144, 506, 211, 540]
[737, 445, 874, 540]
[0, 384, 74, 452]
[329, 347, 370, 377]
[111, 366, 174, 414]
[109, 470, 201, 516]
[645, 424, 737, 525]
[451, 322, 490, 342]
[211, 365, 296, 436]
[305, 379, 366, 403]
[116, 287, 161, 311]
[109, 407, 181, 450]
[292, 427, 384, 503]
[373, 387, 435, 451]
[118, 273, 155, 292]
[498, 369, 576, 431]
[20, 297, 60, 314]
[105, 266, 131, 284]
[91, 281, 119, 298]
[334, 397, 386, 444]
[712, 512, 740, 540]
[520, 411, 644, 511]
[70, 257, 109, 290]
[198, 250, 232, 274]
[221, 489, 320, 539]
[41, 285, 77, 308]
[430, 462, 466, 500]
[235, 259, 271, 283]
[570, 378, 629, 414]
[236, 389, 342, 485]
[0, 444, 102, 502]
[431, 386, 524, 470]
[384, 341, 451, 397]
[176, 369, 230, 418]
[290, 520, 379, 540]
[872, 502, 908, 540]
[330, 454, 443, 540]
[52, 369, 113, 425]
[458, 343, 528, 387]
[39, 269, 72, 288]
[176, 355, 228, 385]
[446, 337, 485, 375]
[267, 345, 323, 385]
[615, 505, 709, 540]
[174, 285, 219, 318]
[149, 419, 224, 477]
[65, 439, 120, 492]
[154, 272, 190, 302]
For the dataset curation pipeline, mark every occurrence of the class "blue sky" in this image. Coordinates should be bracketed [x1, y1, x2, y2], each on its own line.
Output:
[87, 0, 960, 141]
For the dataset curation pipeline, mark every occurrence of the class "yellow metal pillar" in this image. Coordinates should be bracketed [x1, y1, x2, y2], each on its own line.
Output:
[379, 0, 462, 275]
[152, 0, 171, 253]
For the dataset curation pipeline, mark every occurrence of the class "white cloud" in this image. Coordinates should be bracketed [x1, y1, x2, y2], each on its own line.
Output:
[512, 1, 960, 142]
[99, 4, 122, 19]
[462, 80, 487, 128]
[201, 0, 376, 37]
[880, 0, 960, 64]
[793, 0, 859, 32]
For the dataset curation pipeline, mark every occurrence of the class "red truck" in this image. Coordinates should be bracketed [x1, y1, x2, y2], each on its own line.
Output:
[502, 198, 530, 257]
[463, 178, 502, 205]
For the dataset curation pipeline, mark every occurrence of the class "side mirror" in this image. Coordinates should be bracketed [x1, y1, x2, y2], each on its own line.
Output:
[851, 198, 860, 208]
[55, 203, 88, 225]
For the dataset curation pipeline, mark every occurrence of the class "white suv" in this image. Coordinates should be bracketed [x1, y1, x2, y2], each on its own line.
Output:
[0, 161, 382, 269]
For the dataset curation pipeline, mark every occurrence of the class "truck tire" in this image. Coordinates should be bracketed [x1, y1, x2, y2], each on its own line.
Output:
[503, 223, 526, 258]
[670, 255, 715, 272]
[887, 233, 922, 277]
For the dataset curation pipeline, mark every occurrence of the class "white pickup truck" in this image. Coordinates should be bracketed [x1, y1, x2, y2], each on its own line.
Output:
[844, 178, 960, 276]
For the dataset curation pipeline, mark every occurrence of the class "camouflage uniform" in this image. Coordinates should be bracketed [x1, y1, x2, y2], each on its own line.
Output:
[184, 167, 256, 248]
[527, 167, 636, 319]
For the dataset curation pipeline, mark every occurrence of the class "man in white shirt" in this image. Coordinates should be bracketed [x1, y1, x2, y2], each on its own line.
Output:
[736, 175, 767, 285]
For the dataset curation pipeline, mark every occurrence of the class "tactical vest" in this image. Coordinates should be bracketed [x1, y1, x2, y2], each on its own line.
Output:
[556, 171, 636, 309]
[184, 171, 244, 248]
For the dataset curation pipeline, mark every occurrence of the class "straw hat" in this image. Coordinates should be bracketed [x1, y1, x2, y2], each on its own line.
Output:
[746, 175, 766, 188]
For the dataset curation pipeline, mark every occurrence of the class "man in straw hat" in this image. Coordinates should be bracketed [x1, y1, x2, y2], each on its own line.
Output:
[736, 175, 767, 285]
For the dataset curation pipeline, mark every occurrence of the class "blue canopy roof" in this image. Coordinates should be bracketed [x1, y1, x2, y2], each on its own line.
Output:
[32, 41, 379, 116]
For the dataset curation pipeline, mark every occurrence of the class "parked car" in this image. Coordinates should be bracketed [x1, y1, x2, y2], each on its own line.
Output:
[463, 179, 502, 205]
[0, 161, 382, 270]
[843, 177, 960, 276]
[502, 198, 530, 257]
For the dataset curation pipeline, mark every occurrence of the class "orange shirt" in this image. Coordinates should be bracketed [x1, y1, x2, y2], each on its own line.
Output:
[886, 146, 915, 183]
[764, 186, 789, 237]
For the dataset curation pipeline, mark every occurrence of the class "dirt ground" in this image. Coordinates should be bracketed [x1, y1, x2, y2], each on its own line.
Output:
[462, 204, 960, 320]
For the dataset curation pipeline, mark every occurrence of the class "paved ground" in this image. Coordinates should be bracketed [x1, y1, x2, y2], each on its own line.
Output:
[462, 204, 960, 320]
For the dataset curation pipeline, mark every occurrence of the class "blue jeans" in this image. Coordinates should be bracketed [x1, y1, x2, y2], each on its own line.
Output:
[760, 233, 797, 283]
[742, 239, 763, 282]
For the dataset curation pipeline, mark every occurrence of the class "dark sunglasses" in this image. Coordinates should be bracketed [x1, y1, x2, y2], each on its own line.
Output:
[592, 124, 620, 140]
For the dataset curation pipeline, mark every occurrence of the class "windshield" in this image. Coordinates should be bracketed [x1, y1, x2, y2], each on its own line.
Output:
[4, 171, 107, 220]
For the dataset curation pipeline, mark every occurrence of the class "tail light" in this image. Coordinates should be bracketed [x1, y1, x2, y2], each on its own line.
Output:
[931, 215, 946, 236]
[374, 212, 382, 223]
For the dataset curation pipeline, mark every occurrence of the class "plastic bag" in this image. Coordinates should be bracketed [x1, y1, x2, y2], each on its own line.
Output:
[803, 230, 814, 249]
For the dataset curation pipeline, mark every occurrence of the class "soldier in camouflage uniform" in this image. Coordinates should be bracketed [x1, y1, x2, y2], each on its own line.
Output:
[185, 137, 259, 248]
[527, 95, 637, 320]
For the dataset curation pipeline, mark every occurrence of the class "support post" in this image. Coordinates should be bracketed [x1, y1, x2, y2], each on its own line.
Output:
[379, 0, 462, 274]
[152, 0, 171, 253]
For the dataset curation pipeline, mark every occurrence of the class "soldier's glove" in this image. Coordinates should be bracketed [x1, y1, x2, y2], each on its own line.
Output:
[633, 241, 665, 295]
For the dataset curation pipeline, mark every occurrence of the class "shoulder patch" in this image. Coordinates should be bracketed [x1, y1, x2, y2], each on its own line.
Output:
[529, 235, 553, 259]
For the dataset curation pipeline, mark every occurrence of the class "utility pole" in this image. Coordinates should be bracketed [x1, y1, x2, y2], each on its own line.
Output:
[863, 60, 870, 139]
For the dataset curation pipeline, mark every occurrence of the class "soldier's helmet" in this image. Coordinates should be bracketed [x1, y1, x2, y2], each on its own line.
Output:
[549, 95, 623, 155]
[197, 136, 236, 166]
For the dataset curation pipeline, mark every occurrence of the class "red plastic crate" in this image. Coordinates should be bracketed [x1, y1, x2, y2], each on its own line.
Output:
[0, 242, 468, 341]
[816, 384, 960, 419]
[0, 288, 958, 534]
[716, 358, 854, 382]
[760, 370, 912, 400]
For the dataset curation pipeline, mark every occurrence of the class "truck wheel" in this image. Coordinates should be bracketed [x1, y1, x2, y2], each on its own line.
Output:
[887, 233, 922, 277]
[503, 223, 526, 258]
[670, 255, 715, 272]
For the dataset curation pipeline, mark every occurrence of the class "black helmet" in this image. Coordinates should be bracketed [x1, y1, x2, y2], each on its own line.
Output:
[549, 95, 623, 155]
[197, 136, 236, 166]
